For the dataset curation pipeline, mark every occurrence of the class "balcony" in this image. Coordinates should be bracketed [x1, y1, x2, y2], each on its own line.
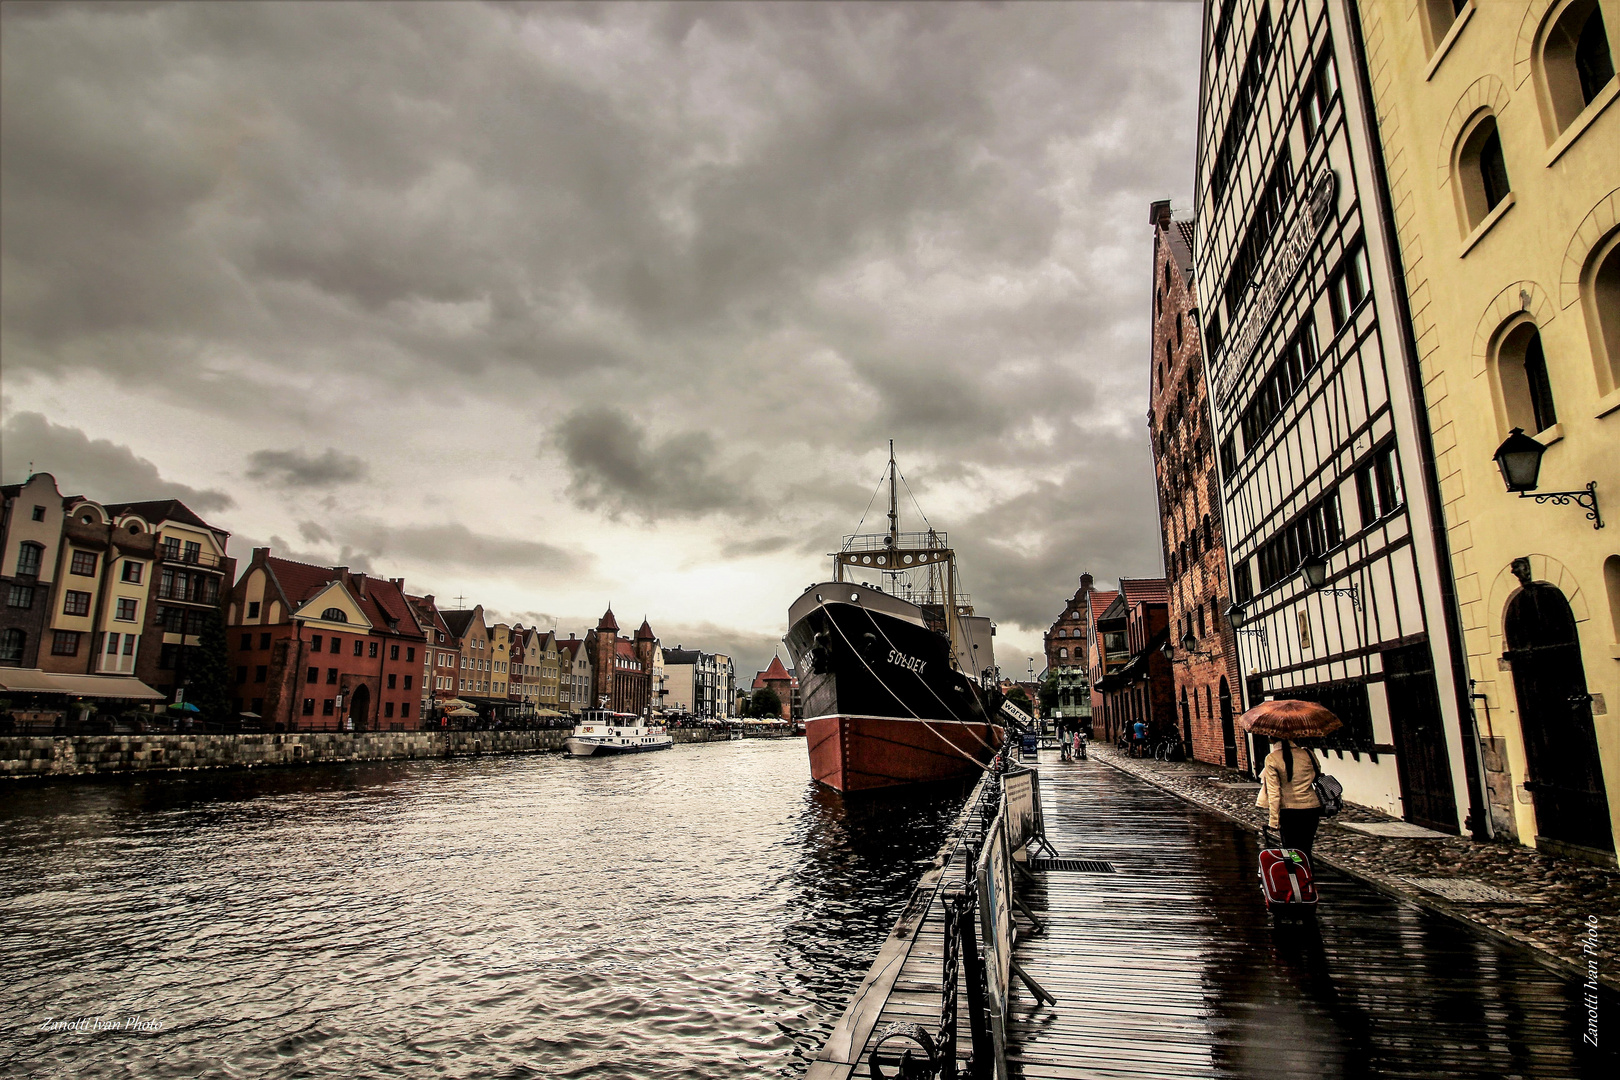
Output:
[157, 546, 226, 570]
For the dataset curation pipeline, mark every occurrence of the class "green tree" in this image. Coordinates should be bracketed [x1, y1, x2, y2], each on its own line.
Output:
[1038, 670, 1060, 715]
[186, 609, 233, 725]
[1006, 685, 1034, 717]
[750, 686, 784, 719]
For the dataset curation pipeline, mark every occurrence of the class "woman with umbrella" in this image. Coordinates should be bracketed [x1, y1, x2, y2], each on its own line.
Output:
[1240, 699, 1341, 858]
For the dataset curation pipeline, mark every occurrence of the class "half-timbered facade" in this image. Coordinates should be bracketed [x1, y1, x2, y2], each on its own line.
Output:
[1195, 0, 1480, 831]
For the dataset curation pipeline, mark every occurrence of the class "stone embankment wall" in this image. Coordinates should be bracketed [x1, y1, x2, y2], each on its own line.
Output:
[0, 727, 723, 780]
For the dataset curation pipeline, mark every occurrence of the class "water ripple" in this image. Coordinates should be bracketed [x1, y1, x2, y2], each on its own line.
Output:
[0, 741, 967, 1079]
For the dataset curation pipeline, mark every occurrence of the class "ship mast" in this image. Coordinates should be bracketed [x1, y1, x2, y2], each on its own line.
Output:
[831, 442, 963, 671]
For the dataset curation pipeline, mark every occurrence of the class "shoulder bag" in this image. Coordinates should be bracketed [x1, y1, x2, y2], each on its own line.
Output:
[1308, 750, 1344, 817]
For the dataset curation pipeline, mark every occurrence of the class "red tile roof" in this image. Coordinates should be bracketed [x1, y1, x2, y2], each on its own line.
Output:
[598, 607, 619, 632]
[753, 655, 797, 689]
[1118, 577, 1170, 607]
[264, 555, 424, 639]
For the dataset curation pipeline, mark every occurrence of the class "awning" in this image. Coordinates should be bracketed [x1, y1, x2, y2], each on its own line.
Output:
[534, 708, 565, 717]
[0, 669, 165, 700]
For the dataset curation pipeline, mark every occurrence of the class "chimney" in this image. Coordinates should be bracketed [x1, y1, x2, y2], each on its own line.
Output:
[1149, 199, 1172, 226]
[1081, 572, 1093, 590]
[333, 566, 348, 580]
[424, 595, 435, 607]
[354, 572, 367, 597]
[253, 546, 271, 562]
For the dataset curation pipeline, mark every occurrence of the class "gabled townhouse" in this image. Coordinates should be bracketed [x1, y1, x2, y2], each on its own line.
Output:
[226, 549, 425, 731]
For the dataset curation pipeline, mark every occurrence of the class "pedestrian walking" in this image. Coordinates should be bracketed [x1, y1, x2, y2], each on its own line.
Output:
[1059, 724, 1072, 761]
[1073, 729, 1086, 761]
[1238, 698, 1345, 861]
[1132, 719, 1147, 756]
[1255, 739, 1323, 856]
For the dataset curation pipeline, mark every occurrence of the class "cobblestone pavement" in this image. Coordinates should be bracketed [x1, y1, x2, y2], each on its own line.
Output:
[1089, 744, 1620, 992]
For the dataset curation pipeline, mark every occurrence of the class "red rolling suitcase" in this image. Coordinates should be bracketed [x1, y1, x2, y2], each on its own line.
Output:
[1258, 829, 1318, 915]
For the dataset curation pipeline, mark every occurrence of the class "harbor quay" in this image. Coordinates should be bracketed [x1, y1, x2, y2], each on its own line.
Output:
[813, 750, 1618, 1079]
[0, 723, 807, 779]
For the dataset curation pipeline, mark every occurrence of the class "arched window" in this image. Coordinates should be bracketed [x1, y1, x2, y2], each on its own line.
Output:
[1605, 554, 1620, 644]
[1421, 0, 1468, 58]
[1455, 112, 1510, 233]
[0, 629, 24, 663]
[1494, 319, 1560, 434]
[15, 542, 43, 577]
[1539, 0, 1615, 138]
[1057, 647, 1068, 659]
[321, 608, 349, 622]
[1582, 228, 1620, 392]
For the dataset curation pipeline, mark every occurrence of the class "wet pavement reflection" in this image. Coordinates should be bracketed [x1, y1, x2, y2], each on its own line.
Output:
[1012, 756, 1617, 1078]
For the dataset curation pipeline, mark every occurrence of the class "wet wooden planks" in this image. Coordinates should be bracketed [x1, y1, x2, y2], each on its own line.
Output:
[1005, 758, 1614, 1079]
[812, 757, 1615, 1078]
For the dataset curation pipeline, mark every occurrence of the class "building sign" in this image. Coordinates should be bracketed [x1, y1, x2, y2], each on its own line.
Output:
[1212, 169, 1337, 406]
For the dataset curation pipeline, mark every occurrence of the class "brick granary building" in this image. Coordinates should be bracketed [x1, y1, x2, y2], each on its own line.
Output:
[1147, 200, 1247, 771]
[226, 549, 426, 731]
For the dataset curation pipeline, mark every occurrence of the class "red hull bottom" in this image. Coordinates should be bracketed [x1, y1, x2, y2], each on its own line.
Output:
[805, 714, 1003, 792]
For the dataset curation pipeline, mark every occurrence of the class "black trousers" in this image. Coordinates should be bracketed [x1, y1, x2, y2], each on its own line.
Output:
[1279, 807, 1322, 857]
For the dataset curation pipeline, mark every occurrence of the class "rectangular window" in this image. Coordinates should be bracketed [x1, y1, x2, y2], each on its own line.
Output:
[236, 666, 248, 685]
[247, 601, 261, 620]
[241, 633, 253, 650]
[307, 667, 319, 684]
[51, 630, 81, 656]
[327, 668, 338, 684]
[251, 697, 263, 714]
[385, 702, 396, 718]
[322, 698, 335, 716]
[183, 541, 201, 563]
[1328, 241, 1370, 331]
[15, 543, 42, 577]
[303, 698, 316, 716]
[401, 702, 411, 718]
[255, 665, 267, 683]
[404, 675, 412, 690]
[390, 644, 400, 661]
[121, 561, 143, 584]
[259, 633, 270, 650]
[161, 537, 181, 560]
[70, 550, 98, 576]
[387, 673, 397, 689]
[358, 640, 367, 657]
[331, 637, 342, 654]
[116, 597, 138, 621]
[123, 634, 135, 656]
[63, 590, 91, 616]
[31, 505, 46, 522]
[7, 584, 35, 609]
[406, 647, 415, 662]
[311, 635, 323, 651]
[1300, 47, 1338, 142]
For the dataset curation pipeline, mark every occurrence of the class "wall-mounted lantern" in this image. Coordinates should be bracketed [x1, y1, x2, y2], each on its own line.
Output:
[1491, 427, 1603, 529]
[1298, 553, 1362, 611]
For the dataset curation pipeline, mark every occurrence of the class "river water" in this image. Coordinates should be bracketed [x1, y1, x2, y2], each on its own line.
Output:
[0, 740, 971, 1079]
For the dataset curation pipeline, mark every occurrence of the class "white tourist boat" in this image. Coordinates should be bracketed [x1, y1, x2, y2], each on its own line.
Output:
[564, 710, 673, 757]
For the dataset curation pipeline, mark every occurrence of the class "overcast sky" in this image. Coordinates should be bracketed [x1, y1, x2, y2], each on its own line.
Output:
[1, 0, 1200, 679]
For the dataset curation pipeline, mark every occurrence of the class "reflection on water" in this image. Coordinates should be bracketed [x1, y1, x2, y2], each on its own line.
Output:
[0, 741, 968, 1079]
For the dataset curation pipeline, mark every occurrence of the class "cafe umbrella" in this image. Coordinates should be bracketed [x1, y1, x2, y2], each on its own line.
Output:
[1237, 699, 1343, 740]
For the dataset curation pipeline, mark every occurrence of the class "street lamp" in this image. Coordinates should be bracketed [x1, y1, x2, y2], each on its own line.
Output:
[1491, 427, 1603, 529]
[1163, 630, 1212, 663]
[1298, 552, 1362, 610]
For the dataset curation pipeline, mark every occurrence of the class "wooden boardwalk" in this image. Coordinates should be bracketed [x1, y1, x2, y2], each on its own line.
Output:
[812, 753, 1617, 1078]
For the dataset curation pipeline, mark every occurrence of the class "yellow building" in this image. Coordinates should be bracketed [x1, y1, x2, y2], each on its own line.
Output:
[1357, 0, 1619, 861]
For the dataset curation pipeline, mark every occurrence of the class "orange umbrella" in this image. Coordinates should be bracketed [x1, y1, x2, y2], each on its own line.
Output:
[1238, 699, 1343, 739]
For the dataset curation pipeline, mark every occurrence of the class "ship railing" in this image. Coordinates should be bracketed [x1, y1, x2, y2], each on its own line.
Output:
[839, 530, 949, 553]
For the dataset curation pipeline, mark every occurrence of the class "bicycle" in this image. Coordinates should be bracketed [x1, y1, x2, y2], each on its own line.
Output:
[1154, 736, 1185, 762]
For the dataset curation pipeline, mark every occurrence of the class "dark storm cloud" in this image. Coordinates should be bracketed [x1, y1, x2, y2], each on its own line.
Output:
[337, 521, 586, 575]
[0, 412, 235, 513]
[246, 447, 369, 488]
[2, 1, 1203, 637]
[554, 406, 753, 521]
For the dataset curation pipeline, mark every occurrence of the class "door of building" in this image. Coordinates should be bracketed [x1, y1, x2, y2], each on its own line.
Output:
[1383, 643, 1459, 834]
[347, 682, 371, 733]
[1219, 678, 1239, 769]
[1505, 583, 1614, 856]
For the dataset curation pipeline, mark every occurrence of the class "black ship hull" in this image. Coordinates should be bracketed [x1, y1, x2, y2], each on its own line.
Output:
[785, 586, 1002, 791]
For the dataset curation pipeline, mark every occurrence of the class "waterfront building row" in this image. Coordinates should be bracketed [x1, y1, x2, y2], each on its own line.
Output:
[1141, 0, 1617, 863]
